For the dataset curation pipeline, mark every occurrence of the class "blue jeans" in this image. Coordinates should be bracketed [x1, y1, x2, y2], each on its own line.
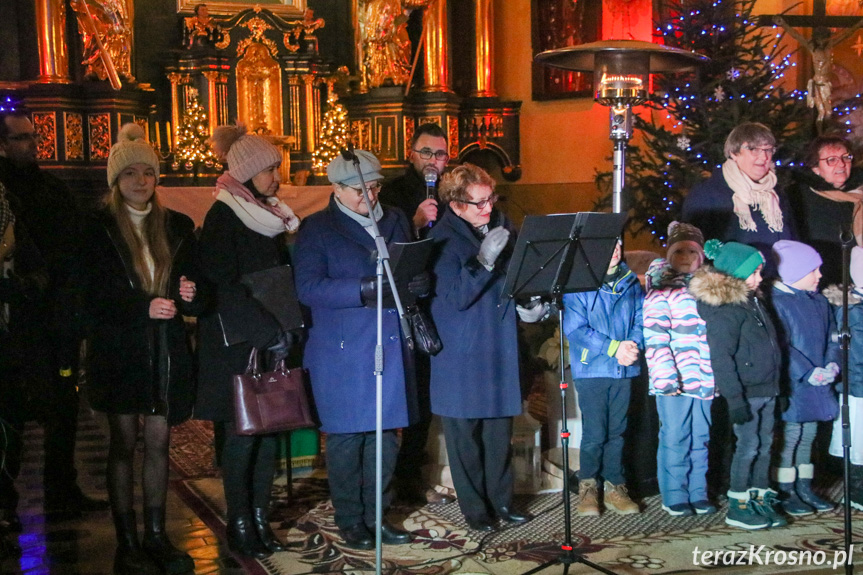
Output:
[655, 395, 712, 506]
[730, 396, 775, 492]
[574, 377, 631, 485]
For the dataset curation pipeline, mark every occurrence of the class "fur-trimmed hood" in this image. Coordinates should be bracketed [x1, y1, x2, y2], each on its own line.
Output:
[823, 284, 863, 307]
[688, 265, 751, 306]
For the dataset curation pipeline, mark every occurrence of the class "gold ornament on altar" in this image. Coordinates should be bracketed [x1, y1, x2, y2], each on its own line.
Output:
[358, 0, 432, 88]
[288, 8, 325, 54]
[70, 0, 134, 85]
[184, 3, 223, 49]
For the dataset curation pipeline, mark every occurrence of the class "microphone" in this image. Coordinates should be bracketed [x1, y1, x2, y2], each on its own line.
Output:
[422, 165, 438, 230]
[423, 165, 438, 199]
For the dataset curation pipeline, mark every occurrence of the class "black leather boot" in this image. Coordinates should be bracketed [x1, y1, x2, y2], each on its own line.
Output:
[142, 506, 195, 574]
[112, 511, 160, 575]
[226, 515, 272, 559]
[252, 507, 287, 552]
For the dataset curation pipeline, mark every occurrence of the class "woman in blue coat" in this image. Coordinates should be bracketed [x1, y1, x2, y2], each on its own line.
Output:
[294, 150, 424, 550]
[429, 164, 544, 532]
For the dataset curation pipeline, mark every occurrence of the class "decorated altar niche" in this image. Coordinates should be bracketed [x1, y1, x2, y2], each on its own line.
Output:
[163, 6, 332, 184]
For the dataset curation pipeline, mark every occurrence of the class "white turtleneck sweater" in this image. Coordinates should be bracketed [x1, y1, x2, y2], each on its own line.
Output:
[126, 203, 155, 284]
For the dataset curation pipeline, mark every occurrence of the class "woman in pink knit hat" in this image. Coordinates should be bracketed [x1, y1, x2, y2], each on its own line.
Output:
[196, 124, 300, 560]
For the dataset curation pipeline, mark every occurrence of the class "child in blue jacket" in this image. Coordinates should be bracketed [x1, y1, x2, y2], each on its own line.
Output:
[563, 240, 644, 516]
[770, 240, 839, 516]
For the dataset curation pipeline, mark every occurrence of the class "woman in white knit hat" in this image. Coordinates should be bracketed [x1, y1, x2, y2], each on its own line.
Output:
[195, 124, 300, 560]
[80, 123, 202, 574]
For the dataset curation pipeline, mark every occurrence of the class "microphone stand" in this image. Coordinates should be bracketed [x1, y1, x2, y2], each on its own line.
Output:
[838, 230, 855, 575]
[340, 146, 413, 575]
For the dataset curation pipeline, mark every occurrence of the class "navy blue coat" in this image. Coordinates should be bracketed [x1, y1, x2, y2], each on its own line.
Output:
[563, 265, 644, 380]
[683, 168, 795, 257]
[769, 283, 840, 422]
[294, 195, 417, 434]
[427, 207, 522, 419]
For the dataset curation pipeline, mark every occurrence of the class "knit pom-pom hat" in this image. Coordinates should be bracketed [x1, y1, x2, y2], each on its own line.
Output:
[703, 238, 764, 280]
[209, 123, 281, 184]
[107, 123, 160, 186]
[666, 221, 704, 264]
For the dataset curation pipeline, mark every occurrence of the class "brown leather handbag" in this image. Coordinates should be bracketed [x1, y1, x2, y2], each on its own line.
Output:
[232, 348, 315, 435]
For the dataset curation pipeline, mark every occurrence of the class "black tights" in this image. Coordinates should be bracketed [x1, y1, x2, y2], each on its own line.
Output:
[107, 414, 170, 514]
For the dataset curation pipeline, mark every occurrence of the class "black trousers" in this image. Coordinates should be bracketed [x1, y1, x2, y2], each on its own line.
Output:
[441, 416, 513, 522]
[325, 430, 398, 530]
[394, 354, 431, 484]
[221, 421, 278, 520]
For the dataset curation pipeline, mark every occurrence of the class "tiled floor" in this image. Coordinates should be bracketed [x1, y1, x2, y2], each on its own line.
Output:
[0, 407, 254, 575]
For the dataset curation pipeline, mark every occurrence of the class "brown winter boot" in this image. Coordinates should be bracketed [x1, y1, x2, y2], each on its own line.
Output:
[576, 479, 600, 516]
[603, 481, 640, 514]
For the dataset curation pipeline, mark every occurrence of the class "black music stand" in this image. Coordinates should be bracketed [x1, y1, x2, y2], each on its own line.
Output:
[504, 212, 626, 575]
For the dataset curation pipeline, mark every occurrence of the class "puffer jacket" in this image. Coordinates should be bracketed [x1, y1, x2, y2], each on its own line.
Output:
[824, 284, 863, 398]
[563, 264, 644, 380]
[768, 281, 840, 422]
[644, 259, 714, 399]
[689, 266, 781, 413]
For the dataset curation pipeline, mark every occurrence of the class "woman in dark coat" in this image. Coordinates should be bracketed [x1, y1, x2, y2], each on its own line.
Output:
[81, 124, 201, 575]
[293, 150, 423, 550]
[196, 124, 300, 560]
[428, 163, 544, 532]
[790, 135, 863, 285]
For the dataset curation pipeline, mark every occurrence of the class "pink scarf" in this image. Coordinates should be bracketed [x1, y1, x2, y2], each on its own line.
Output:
[214, 172, 294, 226]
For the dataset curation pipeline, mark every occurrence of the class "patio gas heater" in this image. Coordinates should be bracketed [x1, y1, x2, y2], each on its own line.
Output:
[535, 40, 708, 213]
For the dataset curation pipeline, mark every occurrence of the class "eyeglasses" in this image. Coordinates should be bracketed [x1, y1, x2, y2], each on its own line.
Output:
[461, 194, 498, 210]
[412, 147, 449, 161]
[341, 182, 382, 195]
[741, 144, 776, 157]
[819, 154, 853, 167]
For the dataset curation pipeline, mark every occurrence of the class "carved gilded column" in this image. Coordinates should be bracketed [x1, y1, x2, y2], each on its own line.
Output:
[35, 0, 71, 83]
[422, 0, 451, 93]
[351, 0, 368, 93]
[167, 73, 188, 151]
[201, 71, 224, 137]
[302, 75, 320, 153]
[471, 0, 496, 97]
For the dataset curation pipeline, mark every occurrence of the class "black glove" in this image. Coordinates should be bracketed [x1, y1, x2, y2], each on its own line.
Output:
[729, 404, 753, 425]
[407, 271, 431, 298]
[267, 331, 294, 363]
[360, 276, 394, 308]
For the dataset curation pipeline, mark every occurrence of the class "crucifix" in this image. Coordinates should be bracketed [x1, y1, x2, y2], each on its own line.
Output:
[758, 0, 863, 130]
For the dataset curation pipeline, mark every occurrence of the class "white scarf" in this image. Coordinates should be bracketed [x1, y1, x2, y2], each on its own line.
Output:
[215, 188, 299, 238]
[722, 159, 784, 233]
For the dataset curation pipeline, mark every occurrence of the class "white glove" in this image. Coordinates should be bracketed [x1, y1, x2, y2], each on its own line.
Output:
[826, 362, 840, 377]
[517, 298, 548, 323]
[808, 367, 835, 386]
[477, 227, 510, 269]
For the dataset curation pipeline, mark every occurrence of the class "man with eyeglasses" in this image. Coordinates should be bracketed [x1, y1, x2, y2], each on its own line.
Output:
[380, 123, 456, 507]
[381, 123, 449, 239]
[683, 122, 795, 267]
[0, 110, 108, 527]
[791, 135, 863, 285]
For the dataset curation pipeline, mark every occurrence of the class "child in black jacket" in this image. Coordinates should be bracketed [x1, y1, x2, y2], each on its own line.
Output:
[690, 240, 784, 531]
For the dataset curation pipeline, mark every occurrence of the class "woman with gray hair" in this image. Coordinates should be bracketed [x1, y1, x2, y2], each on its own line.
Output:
[682, 122, 796, 259]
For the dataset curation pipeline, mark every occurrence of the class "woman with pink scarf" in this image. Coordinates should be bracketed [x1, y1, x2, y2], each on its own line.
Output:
[195, 124, 300, 560]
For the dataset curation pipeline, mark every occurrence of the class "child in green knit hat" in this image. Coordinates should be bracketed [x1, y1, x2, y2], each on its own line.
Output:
[689, 239, 785, 530]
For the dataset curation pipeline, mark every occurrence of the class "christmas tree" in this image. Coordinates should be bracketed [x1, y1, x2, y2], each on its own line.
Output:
[313, 91, 351, 174]
[174, 88, 217, 171]
[597, 0, 815, 243]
